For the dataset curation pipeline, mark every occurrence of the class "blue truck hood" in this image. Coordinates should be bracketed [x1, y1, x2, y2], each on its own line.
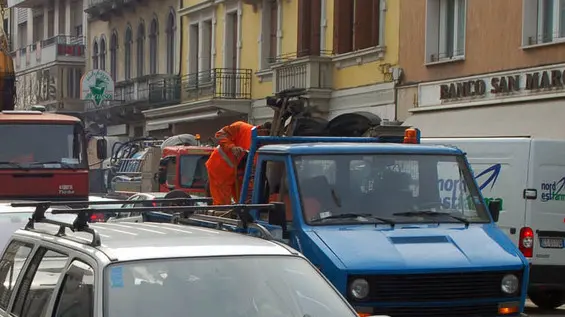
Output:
[312, 225, 524, 272]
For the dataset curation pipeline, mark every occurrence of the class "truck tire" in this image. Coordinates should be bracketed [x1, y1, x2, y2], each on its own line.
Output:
[529, 290, 565, 310]
[326, 112, 382, 137]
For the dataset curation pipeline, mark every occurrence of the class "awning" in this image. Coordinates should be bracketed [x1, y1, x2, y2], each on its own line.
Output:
[143, 99, 251, 119]
[146, 110, 221, 128]
[404, 98, 565, 138]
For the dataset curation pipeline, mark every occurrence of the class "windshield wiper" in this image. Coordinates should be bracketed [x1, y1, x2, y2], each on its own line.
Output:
[0, 161, 29, 169]
[312, 213, 395, 225]
[393, 210, 469, 227]
[29, 161, 78, 170]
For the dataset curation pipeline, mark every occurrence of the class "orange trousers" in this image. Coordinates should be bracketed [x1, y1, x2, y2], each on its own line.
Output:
[208, 169, 255, 205]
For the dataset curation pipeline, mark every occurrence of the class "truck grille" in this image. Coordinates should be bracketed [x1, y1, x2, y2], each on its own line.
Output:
[348, 270, 523, 303]
[372, 303, 499, 317]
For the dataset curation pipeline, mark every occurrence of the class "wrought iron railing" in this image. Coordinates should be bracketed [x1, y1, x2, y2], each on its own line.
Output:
[180, 68, 252, 101]
[113, 75, 181, 106]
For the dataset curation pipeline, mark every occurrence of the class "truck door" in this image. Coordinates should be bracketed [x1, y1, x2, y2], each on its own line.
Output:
[424, 138, 530, 246]
[526, 140, 565, 265]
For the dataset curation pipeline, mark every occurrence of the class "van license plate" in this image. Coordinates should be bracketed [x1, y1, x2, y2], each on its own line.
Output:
[540, 238, 564, 249]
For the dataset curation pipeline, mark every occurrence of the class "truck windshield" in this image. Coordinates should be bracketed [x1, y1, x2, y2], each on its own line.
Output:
[179, 154, 208, 188]
[104, 256, 356, 317]
[293, 154, 490, 225]
[0, 123, 87, 169]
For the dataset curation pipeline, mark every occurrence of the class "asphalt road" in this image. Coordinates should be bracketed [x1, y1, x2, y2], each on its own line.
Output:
[525, 300, 565, 316]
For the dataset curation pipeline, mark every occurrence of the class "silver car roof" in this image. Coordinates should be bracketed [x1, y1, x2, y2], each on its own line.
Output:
[11, 222, 297, 262]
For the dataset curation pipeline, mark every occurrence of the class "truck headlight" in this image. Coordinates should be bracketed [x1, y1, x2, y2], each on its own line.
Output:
[350, 278, 370, 299]
[501, 274, 519, 294]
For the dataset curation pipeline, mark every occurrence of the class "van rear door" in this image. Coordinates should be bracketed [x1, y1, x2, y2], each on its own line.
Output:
[423, 138, 530, 246]
[526, 140, 565, 265]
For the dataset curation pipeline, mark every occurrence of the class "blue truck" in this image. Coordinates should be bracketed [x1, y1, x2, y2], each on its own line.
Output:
[141, 125, 530, 317]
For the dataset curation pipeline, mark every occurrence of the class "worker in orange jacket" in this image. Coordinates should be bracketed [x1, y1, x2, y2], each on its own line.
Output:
[206, 121, 271, 205]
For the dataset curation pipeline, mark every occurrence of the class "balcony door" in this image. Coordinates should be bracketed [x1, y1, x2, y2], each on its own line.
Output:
[224, 11, 238, 98]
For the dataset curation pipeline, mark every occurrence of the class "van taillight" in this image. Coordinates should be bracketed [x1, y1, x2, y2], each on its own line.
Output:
[519, 227, 534, 258]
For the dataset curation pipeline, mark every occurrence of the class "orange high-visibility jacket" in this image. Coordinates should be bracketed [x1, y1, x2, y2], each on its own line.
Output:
[206, 121, 254, 176]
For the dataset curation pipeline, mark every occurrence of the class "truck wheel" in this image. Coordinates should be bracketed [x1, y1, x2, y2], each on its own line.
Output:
[529, 290, 565, 310]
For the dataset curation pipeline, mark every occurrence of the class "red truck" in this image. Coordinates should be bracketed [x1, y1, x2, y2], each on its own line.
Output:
[0, 109, 106, 201]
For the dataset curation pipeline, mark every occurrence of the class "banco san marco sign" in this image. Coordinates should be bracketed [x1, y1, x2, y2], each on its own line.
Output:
[438, 67, 565, 101]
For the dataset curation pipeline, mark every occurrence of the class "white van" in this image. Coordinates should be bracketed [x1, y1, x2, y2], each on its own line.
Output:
[422, 137, 565, 309]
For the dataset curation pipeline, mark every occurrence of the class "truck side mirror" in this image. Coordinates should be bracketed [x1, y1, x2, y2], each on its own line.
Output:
[96, 139, 107, 160]
[158, 156, 175, 186]
[268, 202, 287, 233]
[488, 200, 501, 222]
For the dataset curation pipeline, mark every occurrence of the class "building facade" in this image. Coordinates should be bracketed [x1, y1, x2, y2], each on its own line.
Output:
[8, 0, 86, 111]
[142, 0, 400, 139]
[398, 0, 565, 138]
[84, 0, 180, 138]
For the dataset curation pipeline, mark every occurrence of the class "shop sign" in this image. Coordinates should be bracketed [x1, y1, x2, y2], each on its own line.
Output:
[418, 65, 565, 108]
[81, 69, 115, 111]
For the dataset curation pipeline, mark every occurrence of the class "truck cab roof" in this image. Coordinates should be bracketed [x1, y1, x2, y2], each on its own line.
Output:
[0, 111, 81, 123]
[257, 143, 463, 155]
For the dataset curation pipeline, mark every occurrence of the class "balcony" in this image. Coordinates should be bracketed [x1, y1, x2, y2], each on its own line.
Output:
[13, 35, 85, 72]
[86, 0, 142, 21]
[181, 68, 252, 102]
[270, 51, 333, 94]
[114, 74, 180, 106]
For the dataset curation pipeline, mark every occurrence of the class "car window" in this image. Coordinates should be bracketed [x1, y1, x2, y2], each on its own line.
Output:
[0, 241, 33, 309]
[53, 260, 94, 317]
[12, 248, 69, 317]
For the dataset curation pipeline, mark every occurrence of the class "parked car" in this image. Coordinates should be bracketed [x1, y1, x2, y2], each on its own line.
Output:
[87, 195, 123, 223]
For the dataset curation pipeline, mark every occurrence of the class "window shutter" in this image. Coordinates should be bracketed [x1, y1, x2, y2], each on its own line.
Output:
[269, 0, 278, 60]
[309, 0, 322, 56]
[371, 0, 381, 46]
[297, 0, 311, 57]
[354, 0, 373, 50]
[333, 0, 354, 54]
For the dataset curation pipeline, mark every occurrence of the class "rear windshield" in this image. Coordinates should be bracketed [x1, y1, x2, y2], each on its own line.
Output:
[104, 256, 355, 317]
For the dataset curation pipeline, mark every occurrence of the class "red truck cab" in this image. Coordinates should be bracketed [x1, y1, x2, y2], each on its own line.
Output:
[158, 146, 212, 196]
[0, 110, 106, 201]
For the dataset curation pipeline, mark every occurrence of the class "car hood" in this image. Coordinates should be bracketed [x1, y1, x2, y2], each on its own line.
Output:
[311, 224, 525, 271]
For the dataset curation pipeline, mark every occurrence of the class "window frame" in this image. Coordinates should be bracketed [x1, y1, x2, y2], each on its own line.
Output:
[425, 0, 467, 64]
[52, 260, 95, 317]
[0, 240, 34, 311]
[12, 247, 70, 317]
[535, 0, 565, 44]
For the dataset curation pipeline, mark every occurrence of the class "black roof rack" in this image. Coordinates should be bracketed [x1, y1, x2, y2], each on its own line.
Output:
[12, 200, 281, 247]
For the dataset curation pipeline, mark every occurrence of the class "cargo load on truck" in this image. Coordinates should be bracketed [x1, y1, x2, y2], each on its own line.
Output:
[107, 134, 213, 195]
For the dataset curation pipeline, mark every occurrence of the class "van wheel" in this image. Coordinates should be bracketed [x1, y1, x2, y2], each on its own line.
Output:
[529, 290, 565, 310]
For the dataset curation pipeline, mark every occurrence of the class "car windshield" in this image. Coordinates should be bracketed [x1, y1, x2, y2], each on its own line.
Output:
[179, 154, 209, 189]
[104, 256, 356, 317]
[293, 154, 490, 225]
[0, 123, 87, 169]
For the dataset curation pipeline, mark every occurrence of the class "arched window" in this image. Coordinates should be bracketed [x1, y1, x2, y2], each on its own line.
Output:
[92, 39, 99, 69]
[149, 17, 158, 75]
[136, 21, 145, 77]
[100, 36, 107, 71]
[110, 31, 118, 80]
[124, 25, 133, 80]
[165, 10, 175, 74]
